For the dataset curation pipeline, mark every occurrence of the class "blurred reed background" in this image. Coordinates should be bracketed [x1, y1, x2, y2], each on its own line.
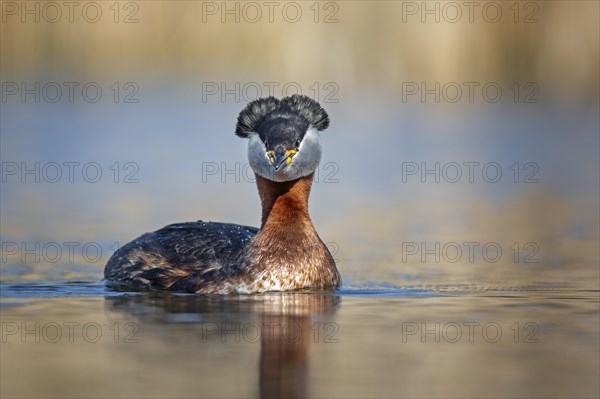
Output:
[0, 0, 598, 286]
[1, 1, 598, 99]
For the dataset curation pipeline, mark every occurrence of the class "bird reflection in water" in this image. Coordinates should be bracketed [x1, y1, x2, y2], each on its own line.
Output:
[105, 293, 340, 398]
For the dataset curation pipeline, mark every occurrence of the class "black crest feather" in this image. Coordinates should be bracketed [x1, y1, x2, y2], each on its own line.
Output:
[235, 95, 329, 138]
[280, 95, 330, 131]
[234, 96, 280, 138]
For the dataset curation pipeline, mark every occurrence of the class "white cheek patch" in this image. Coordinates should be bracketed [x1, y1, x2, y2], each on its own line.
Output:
[288, 127, 321, 179]
[247, 133, 274, 180]
[246, 128, 322, 182]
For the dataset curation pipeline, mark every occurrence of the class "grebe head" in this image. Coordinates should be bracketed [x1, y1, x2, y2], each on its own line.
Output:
[235, 95, 330, 182]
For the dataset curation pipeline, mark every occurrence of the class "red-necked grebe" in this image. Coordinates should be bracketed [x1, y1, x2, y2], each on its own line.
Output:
[104, 95, 341, 294]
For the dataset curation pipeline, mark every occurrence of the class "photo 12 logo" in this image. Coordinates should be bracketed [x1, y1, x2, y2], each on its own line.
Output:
[399, 1, 539, 24]
[1, 1, 140, 24]
[200, 321, 339, 343]
[1, 82, 140, 103]
[1, 241, 122, 264]
[401, 82, 539, 104]
[401, 321, 540, 343]
[200, 161, 339, 184]
[201, 82, 339, 104]
[401, 162, 540, 184]
[1, 162, 140, 184]
[1, 321, 139, 343]
[401, 241, 540, 264]
[200, 1, 339, 24]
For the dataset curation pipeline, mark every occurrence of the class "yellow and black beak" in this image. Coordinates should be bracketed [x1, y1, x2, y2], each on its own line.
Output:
[268, 148, 297, 171]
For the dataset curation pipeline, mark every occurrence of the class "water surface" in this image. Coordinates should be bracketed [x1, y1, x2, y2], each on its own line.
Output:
[1, 97, 598, 398]
[1, 272, 598, 398]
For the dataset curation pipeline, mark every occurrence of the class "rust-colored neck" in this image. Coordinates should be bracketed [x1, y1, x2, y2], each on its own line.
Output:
[247, 173, 341, 291]
[255, 174, 314, 229]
